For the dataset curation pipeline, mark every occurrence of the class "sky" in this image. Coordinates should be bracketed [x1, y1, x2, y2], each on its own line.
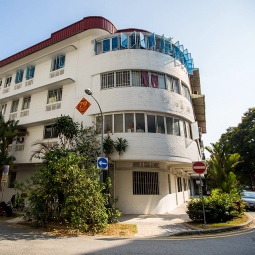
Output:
[0, 0, 254, 156]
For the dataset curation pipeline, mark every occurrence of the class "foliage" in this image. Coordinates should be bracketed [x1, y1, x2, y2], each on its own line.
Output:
[53, 115, 79, 147]
[0, 113, 26, 170]
[17, 152, 112, 233]
[205, 142, 241, 193]
[219, 108, 255, 189]
[103, 135, 115, 158]
[187, 189, 245, 223]
[18, 115, 122, 233]
[114, 138, 128, 156]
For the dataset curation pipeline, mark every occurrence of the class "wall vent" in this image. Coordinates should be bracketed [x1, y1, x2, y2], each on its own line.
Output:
[49, 69, 64, 78]
[14, 83, 22, 90]
[46, 102, 61, 111]
[25, 80, 33, 86]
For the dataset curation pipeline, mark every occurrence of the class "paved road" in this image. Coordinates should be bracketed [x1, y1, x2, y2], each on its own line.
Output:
[0, 212, 254, 255]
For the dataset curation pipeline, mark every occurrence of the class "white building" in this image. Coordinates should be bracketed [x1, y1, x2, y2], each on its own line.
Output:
[0, 16, 206, 214]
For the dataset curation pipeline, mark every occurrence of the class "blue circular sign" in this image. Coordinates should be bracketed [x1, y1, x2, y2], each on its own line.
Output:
[97, 157, 108, 170]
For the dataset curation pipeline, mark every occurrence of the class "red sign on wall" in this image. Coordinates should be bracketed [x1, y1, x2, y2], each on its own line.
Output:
[76, 97, 91, 115]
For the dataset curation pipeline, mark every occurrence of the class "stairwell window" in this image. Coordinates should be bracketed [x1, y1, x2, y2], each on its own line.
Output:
[11, 100, 19, 113]
[1, 104, 7, 115]
[47, 88, 62, 104]
[15, 70, 24, 84]
[22, 96, 31, 110]
[51, 55, 65, 71]
[133, 171, 159, 195]
[26, 66, 35, 80]
[4, 77, 12, 88]
[44, 125, 58, 139]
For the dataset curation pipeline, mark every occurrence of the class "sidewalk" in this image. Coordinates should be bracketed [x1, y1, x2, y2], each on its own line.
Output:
[119, 203, 192, 238]
[119, 202, 254, 238]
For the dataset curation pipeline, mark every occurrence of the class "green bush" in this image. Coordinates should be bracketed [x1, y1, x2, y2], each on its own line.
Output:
[187, 189, 245, 223]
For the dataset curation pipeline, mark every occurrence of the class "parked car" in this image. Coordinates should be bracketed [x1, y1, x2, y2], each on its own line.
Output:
[242, 191, 255, 210]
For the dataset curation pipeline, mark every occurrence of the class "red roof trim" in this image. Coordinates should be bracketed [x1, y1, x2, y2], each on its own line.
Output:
[0, 16, 117, 68]
[115, 28, 150, 33]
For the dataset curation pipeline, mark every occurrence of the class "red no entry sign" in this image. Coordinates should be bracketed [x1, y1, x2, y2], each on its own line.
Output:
[192, 161, 206, 174]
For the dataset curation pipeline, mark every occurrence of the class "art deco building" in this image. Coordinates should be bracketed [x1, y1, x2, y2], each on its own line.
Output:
[0, 16, 206, 214]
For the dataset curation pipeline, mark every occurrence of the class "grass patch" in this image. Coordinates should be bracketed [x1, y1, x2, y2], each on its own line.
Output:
[21, 221, 137, 237]
[97, 223, 137, 237]
[186, 214, 248, 229]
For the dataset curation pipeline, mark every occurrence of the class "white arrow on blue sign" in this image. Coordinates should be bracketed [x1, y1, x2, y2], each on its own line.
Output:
[97, 157, 108, 170]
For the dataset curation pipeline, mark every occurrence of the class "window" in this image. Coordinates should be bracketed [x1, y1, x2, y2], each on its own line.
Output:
[47, 88, 62, 104]
[125, 113, 134, 132]
[166, 117, 173, 135]
[0, 80, 2, 87]
[173, 119, 180, 136]
[101, 72, 114, 89]
[135, 113, 145, 132]
[104, 115, 112, 133]
[114, 114, 123, 133]
[112, 36, 119, 50]
[44, 125, 58, 139]
[182, 83, 191, 101]
[177, 177, 182, 192]
[8, 172, 16, 188]
[11, 100, 19, 113]
[1, 104, 7, 115]
[26, 66, 35, 80]
[15, 70, 24, 84]
[156, 115, 165, 134]
[158, 74, 166, 89]
[103, 39, 110, 52]
[51, 55, 65, 71]
[166, 76, 180, 93]
[22, 96, 31, 110]
[133, 171, 159, 195]
[116, 71, 130, 87]
[4, 76, 12, 88]
[147, 115, 156, 133]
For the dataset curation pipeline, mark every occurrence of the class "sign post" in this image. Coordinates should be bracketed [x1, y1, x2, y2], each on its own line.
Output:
[192, 161, 207, 227]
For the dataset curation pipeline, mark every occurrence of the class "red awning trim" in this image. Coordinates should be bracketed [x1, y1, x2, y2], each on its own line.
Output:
[0, 16, 117, 68]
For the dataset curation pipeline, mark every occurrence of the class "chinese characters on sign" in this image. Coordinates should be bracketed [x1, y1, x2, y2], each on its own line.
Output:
[76, 97, 91, 115]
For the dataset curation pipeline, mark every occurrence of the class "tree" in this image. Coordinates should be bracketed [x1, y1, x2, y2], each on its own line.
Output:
[19, 152, 109, 233]
[219, 108, 255, 189]
[205, 142, 241, 193]
[19, 115, 121, 232]
[0, 113, 25, 170]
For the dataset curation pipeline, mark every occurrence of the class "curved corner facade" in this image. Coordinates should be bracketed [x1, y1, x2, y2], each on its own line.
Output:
[0, 16, 206, 214]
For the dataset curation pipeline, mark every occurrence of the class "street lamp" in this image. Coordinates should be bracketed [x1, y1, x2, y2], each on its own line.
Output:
[85, 88, 104, 158]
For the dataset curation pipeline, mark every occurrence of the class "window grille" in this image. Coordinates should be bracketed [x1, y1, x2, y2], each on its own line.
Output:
[133, 171, 159, 195]
[101, 72, 114, 89]
[116, 71, 130, 87]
